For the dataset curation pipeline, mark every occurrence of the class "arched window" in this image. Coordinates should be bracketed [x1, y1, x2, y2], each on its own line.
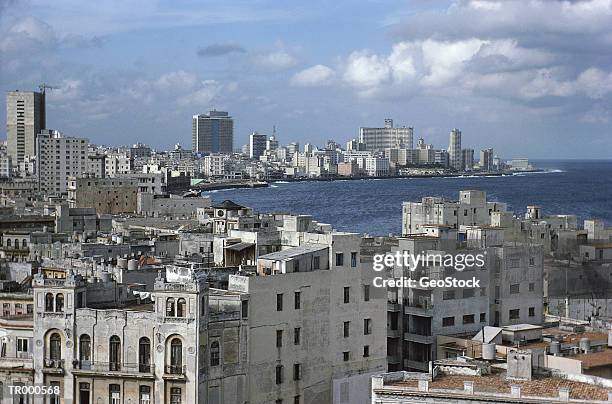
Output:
[210, 341, 220, 366]
[79, 334, 91, 369]
[139, 337, 151, 373]
[176, 298, 186, 317]
[49, 333, 62, 362]
[14, 239, 19, 249]
[45, 293, 54, 312]
[109, 336, 121, 371]
[22, 239, 27, 248]
[5, 239, 10, 247]
[166, 298, 175, 317]
[169, 338, 183, 374]
[55, 294, 64, 312]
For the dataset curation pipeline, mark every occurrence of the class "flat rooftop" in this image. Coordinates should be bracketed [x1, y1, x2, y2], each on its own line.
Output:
[258, 244, 328, 261]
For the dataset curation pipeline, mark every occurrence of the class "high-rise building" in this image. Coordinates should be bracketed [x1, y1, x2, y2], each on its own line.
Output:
[462, 148, 474, 171]
[448, 128, 462, 171]
[36, 130, 88, 195]
[6, 90, 45, 164]
[359, 119, 413, 152]
[480, 148, 494, 171]
[249, 132, 267, 159]
[192, 110, 233, 154]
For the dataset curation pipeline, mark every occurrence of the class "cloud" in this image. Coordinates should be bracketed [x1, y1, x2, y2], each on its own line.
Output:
[0, 16, 57, 53]
[291, 64, 335, 87]
[197, 43, 246, 57]
[253, 50, 297, 70]
[343, 51, 391, 88]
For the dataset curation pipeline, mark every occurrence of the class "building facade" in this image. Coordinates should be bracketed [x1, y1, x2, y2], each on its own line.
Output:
[6, 90, 45, 164]
[192, 111, 234, 154]
[359, 119, 414, 152]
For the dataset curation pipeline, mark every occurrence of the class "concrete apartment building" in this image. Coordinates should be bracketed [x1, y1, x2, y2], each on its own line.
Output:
[480, 148, 494, 171]
[402, 190, 508, 236]
[192, 110, 234, 154]
[68, 176, 139, 214]
[448, 128, 462, 171]
[105, 152, 133, 176]
[137, 193, 211, 218]
[36, 130, 88, 195]
[359, 119, 414, 152]
[249, 132, 267, 160]
[6, 90, 45, 164]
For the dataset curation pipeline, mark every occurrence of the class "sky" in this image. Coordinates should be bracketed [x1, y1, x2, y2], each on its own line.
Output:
[1, 0, 612, 159]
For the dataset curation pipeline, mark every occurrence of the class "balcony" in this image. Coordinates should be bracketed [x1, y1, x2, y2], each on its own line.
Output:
[403, 332, 435, 345]
[72, 361, 155, 379]
[0, 354, 34, 370]
[403, 359, 430, 371]
[387, 328, 401, 338]
[387, 355, 401, 365]
[163, 364, 187, 380]
[387, 302, 401, 312]
[404, 304, 434, 317]
[43, 359, 65, 374]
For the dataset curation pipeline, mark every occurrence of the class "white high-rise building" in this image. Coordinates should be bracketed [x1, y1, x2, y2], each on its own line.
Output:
[448, 128, 462, 171]
[359, 118, 413, 152]
[36, 130, 88, 195]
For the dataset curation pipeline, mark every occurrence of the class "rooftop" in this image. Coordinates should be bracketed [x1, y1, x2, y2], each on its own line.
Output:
[258, 244, 328, 261]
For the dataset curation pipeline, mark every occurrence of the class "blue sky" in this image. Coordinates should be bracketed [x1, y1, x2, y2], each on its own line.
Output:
[1, 0, 612, 158]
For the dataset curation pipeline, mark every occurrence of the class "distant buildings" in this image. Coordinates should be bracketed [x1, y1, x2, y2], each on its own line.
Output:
[6, 90, 45, 164]
[480, 148, 494, 171]
[359, 118, 414, 152]
[448, 128, 462, 171]
[192, 110, 234, 154]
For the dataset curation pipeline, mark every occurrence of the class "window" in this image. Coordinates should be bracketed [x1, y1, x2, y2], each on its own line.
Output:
[176, 298, 186, 317]
[79, 334, 91, 367]
[139, 337, 151, 372]
[276, 330, 283, 348]
[510, 284, 520, 294]
[170, 387, 181, 404]
[336, 253, 344, 266]
[529, 283, 535, 292]
[343, 321, 350, 338]
[462, 289, 475, 298]
[16, 337, 28, 354]
[140, 386, 151, 404]
[49, 333, 62, 361]
[480, 313, 486, 323]
[363, 318, 372, 335]
[363, 345, 370, 358]
[463, 314, 475, 324]
[363, 285, 370, 302]
[210, 341, 220, 366]
[276, 365, 284, 384]
[509, 309, 520, 320]
[241, 300, 248, 318]
[529, 307, 535, 317]
[109, 384, 120, 404]
[443, 290, 455, 300]
[293, 363, 301, 380]
[343, 351, 350, 362]
[529, 257, 535, 266]
[277, 293, 283, 311]
[110, 336, 121, 371]
[343, 287, 350, 303]
[442, 317, 455, 327]
[313, 256, 320, 270]
[45, 293, 54, 312]
[351, 252, 357, 267]
[79, 383, 90, 404]
[294, 291, 301, 310]
[294, 396, 300, 404]
[170, 338, 183, 374]
[166, 297, 175, 317]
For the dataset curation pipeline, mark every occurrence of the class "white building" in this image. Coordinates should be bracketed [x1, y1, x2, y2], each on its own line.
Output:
[448, 128, 462, 171]
[36, 130, 88, 195]
[365, 157, 390, 176]
[359, 119, 413, 152]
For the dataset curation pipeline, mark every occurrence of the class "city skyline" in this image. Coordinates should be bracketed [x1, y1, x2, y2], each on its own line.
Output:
[1, 1, 612, 158]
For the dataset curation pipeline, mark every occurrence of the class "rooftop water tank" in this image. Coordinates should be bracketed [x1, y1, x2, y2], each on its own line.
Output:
[579, 338, 590, 354]
[482, 343, 496, 360]
[128, 259, 138, 271]
[549, 340, 561, 355]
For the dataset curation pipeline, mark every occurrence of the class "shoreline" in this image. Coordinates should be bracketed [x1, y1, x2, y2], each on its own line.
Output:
[195, 169, 546, 193]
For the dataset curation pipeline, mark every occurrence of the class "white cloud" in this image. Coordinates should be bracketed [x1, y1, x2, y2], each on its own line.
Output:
[291, 64, 335, 87]
[343, 51, 391, 88]
[253, 50, 297, 70]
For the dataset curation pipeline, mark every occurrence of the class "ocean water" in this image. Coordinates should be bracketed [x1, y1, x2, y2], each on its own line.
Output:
[205, 160, 612, 236]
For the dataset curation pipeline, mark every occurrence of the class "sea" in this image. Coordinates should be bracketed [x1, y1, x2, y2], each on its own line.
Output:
[203, 160, 612, 236]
